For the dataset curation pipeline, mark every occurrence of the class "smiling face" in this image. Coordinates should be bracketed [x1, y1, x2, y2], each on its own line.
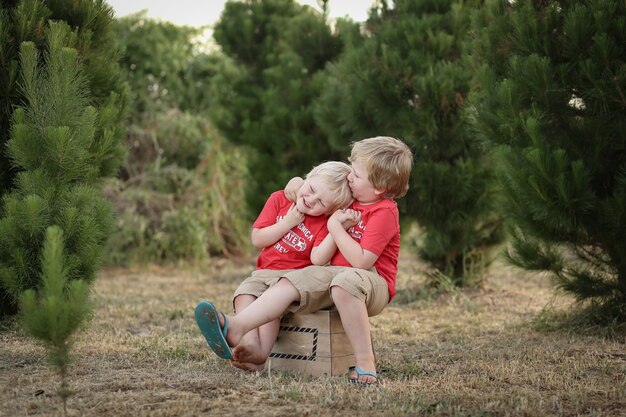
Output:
[295, 176, 337, 216]
[347, 160, 384, 204]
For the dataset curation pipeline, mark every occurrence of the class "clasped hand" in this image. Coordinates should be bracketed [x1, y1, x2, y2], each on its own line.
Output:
[329, 208, 360, 230]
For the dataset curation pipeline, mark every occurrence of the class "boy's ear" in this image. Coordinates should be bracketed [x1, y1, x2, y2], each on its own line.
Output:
[374, 188, 386, 197]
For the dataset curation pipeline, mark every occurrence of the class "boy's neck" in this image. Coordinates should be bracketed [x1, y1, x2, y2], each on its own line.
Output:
[356, 198, 384, 206]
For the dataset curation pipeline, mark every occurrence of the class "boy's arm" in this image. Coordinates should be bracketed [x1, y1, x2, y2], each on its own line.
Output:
[327, 210, 378, 270]
[311, 209, 361, 265]
[284, 177, 304, 202]
[310, 234, 337, 265]
[251, 203, 304, 248]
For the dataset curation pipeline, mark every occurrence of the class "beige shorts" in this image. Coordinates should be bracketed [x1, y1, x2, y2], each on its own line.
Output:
[232, 266, 389, 317]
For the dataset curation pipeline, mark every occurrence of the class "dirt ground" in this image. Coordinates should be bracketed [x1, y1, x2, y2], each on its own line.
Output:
[1, 253, 625, 416]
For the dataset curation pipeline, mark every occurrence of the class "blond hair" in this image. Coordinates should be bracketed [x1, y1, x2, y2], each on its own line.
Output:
[305, 161, 354, 211]
[349, 136, 413, 198]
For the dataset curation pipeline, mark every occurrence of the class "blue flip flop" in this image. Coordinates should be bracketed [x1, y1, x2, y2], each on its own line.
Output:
[194, 301, 233, 360]
[348, 366, 380, 387]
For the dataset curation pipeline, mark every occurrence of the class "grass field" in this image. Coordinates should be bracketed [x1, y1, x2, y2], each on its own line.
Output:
[1, 252, 624, 416]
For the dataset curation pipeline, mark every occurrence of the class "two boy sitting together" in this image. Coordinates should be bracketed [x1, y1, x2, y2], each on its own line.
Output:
[195, 136, 413, 386]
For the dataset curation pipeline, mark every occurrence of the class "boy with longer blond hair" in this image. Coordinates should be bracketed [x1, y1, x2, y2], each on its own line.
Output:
[195, 161, 353, 370]
[195, 137, 413, 385]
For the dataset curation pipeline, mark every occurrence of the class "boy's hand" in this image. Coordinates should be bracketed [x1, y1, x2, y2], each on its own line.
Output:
[329, 208, 360, 230]
[284, 177, 304, 202]
[283, 203, 305, 228]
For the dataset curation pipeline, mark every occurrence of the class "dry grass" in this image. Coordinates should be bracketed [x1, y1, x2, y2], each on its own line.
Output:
[1, 252, 624, 417]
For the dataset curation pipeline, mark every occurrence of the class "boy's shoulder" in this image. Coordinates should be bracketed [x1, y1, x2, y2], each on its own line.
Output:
[269, 189, 287, 199]
[353, 198, 398, 212]
[265, 190, 289, 204]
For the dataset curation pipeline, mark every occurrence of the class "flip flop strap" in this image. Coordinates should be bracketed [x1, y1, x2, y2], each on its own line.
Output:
[220, 312, 228, 337]
[354, 366, 379, 378]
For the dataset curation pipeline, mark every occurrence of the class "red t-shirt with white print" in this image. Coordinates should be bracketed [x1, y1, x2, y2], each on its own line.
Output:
[253, 191, 329, 270]
[330, 198, 401, 301]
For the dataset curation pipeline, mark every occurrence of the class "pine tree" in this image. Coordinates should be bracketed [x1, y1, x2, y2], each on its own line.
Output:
[469, 0, 626, 317]
[210, 0, 347, 211]
[0, 0, 127, 317]
[113, 11, 210, 115]
[313, 0, 503, 284]
[1, 22, 123, 320]
[21, 226, 92, 417]
[0, 0, 127, 195]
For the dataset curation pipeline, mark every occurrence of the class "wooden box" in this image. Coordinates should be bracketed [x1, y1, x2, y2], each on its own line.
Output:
[268, 308, 355, 377]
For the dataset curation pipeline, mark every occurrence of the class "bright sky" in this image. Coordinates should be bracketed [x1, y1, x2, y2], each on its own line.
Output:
[106, 0, 378, 27]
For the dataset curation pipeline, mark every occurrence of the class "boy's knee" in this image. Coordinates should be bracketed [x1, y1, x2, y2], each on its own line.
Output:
[330, 284, 351, 300]
[330, 282, 365, 306]
[276, 276, 296, 289]
[331, 269, 388, 316]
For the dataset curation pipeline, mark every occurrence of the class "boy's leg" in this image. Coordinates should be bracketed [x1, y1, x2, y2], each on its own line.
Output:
[230, 266, 339, 369]
[233, 294, 259, 347]
[223, 277, 301, 348]
[232, 320, 280, 371]
[200, 266, 335, 363]
[232, 293, 280, 370]
[231, 294, 263, 369]
[331, 286, 377, 384]
[227, 264, 339, 337]
[330, 268, 388, 385]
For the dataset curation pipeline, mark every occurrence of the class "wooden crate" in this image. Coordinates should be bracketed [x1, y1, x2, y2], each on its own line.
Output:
[268, 308, 355, 377]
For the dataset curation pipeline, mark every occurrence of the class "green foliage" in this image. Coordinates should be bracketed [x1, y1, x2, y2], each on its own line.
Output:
[0, 20, 119, 317]
[0, 5, 117, 407]
[313, 0, 503, 284]
[0, 0, 128, 194]
[20, 226, 92, 413]
[470, 0, 626, 316]
[103, 110, 250, 265]
[106, 12, 251, 265]
[113, 11, 217, 115]
[157, 208, 208, 262]
[210, 0, 349, 211]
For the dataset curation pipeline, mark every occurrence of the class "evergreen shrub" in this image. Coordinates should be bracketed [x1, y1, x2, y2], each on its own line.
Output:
[0, 20, 123, 317]
[210, 0, 347, 212]
[0, 0, 128, 318]
[469, 0, 626, 318]
[313, 0, 503, 285]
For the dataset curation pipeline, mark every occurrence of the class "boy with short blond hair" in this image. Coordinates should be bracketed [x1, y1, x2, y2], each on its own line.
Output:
[349, 135, 412, 198]
[315, 136, 413, 385]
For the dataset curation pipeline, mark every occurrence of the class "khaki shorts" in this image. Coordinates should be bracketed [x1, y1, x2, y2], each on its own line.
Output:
[232, 266, 389, 317]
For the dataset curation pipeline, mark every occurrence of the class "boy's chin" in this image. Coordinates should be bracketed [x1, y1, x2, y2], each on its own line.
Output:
[296, 200, 309, 213]
[297, 205, 323, 217]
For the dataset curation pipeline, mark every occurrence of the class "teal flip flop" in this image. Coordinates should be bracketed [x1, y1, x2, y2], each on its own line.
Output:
[348, 366, 380, 387]
[194, 301, 233, 360]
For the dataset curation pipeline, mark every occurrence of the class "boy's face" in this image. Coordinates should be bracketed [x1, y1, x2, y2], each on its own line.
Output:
[347, 161, 383, 204]
[295, 176, 335, 216]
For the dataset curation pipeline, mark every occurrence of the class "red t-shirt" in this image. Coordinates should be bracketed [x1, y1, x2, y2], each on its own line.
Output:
[253, 191, 329, 270]
[330, 199, 401, 301]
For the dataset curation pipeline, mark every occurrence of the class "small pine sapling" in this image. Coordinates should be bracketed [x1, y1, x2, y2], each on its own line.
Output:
[20, 226, 92, 417]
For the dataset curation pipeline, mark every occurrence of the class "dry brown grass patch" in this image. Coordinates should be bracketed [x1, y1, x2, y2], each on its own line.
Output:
[1, 254, 624, 416]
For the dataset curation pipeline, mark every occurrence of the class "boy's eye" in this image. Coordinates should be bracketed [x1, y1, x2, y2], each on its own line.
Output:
[319, 200, 326, 208]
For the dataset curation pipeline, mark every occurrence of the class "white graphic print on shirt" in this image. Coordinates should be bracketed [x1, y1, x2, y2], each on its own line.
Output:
[348, 219, 366, 240]
[272, 216, 315, 254]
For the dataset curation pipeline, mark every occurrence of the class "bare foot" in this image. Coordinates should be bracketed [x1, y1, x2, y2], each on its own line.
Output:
[231, 360, 265, 372]
[349, 364, 379, 386]
[232, 344, 267, 365]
